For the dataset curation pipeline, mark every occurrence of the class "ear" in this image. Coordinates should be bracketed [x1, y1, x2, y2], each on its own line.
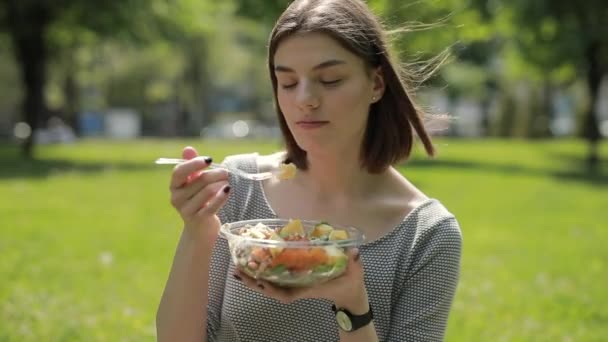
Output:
[371, 66, 385, 103]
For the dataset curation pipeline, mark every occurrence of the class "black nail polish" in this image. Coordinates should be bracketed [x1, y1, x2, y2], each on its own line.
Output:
[233, 274, 241, 281]
[223, 185, 231, 194]
[204, 157, 212, 164]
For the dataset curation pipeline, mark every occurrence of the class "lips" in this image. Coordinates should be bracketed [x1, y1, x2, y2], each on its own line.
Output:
[296, 121, 329, 129]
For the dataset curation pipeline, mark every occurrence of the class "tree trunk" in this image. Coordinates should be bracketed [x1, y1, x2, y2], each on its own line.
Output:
[64, 56, 80, 136]
[185, 36, 211, 136]
[522, 78, 551, 138]
[497, 91, 516, 137]
[7, 1, 51, 159]
[479, 80, 495, 137]
[583, 41, 602, 171]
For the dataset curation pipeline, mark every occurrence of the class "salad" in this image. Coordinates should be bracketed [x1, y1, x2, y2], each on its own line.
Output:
[228, 219, 352, 287]
[277, 162, 297, 180]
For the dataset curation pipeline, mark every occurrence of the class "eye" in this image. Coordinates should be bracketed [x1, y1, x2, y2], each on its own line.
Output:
[320, 79, 342, 87]
[280, 83, 297, 90]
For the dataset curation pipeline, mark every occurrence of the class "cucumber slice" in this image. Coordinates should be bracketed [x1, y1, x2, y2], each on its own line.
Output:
[333, 256, 348, 272]
[266, 264, 287, 275]
[312, 264, 333, 273]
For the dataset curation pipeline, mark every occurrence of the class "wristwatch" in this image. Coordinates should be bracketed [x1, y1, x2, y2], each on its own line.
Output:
[331, 303, 374, 332]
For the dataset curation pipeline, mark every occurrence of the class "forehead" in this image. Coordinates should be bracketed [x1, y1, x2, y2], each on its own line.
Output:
[274, 32, 363, 70]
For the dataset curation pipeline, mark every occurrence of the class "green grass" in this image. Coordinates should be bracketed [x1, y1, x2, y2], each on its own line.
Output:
[1, 138, 607, 341]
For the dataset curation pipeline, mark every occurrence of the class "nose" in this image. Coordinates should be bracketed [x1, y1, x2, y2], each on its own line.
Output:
[295, 80, 320, 110]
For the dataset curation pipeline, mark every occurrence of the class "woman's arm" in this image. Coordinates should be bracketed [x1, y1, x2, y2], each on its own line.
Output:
[335, 290, 379, 342]
[156, 230, 214, 342]
[156, 148, 232, 341]
[339, 322, 378, 342]
[387, 217, 462, 341]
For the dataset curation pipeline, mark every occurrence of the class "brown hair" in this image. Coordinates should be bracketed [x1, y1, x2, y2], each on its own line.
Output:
[268, 0, 436, 173]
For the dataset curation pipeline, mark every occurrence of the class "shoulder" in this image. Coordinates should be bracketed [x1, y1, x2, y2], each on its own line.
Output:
[390, 199, 462, 280]
[256, 151, 288, 172]
[413, 200, 459, 230]
[218, 153, 259, 211]
[222, 151, 286, 172]
[399, 199, 462, 251]
[222, 152, 258, 170]
[217, 152, 266, 222]
[220, 151, 286, 196]
[407, 199, 462, 255]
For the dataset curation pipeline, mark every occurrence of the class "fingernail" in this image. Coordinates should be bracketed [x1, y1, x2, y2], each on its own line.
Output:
[223, 185, 231, 194]
[354, 249, 360, 262]
[204, 157, 212, 164]
[257, 283, 265, 290]
[233, 274, 241, 281]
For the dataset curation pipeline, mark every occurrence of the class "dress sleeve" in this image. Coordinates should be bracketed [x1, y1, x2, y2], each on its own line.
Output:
[386, 217, 462, 341]
[205, 157, 241, 341]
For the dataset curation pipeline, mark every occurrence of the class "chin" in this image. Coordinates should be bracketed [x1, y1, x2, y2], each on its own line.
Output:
[299, 142, 334, 157]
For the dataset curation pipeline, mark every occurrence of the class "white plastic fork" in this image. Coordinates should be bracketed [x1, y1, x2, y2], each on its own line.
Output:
[155, 158, 275, 181]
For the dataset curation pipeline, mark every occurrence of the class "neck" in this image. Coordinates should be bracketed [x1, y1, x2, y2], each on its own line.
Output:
[297, 149, 383, 201]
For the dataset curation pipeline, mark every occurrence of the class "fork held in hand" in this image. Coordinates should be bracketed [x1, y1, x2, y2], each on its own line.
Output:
[155, 158, 275, 181]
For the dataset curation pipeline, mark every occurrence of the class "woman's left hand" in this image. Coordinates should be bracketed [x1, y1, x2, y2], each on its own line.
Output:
[234, 248, 369, 309]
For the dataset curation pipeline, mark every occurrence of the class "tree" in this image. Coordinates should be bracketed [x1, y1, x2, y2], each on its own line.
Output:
[489, 0, 608, 169]
[0, 0, 212, 157]
[234, 0, 289, 24]
[0, 0, 162, 157]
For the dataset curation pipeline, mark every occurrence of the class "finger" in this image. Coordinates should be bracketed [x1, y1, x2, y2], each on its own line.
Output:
[181, 180, 229, 216]
[196, 183, 232, 217]
[234, 269, 265, 292]
[182, 146, 198, 160]
[182, 147, 203, 183]
[171, 169, 230, 207]
[234, 270, 297, 303]
[185, 169, 229, 199]
[169, 156, 212, 190]
[235, 268, 256, 283]
[259, 282, 295, 304]
[234, 270, 288, 301]
[271, 285, 308, 304]
[344, 248, 362, 275]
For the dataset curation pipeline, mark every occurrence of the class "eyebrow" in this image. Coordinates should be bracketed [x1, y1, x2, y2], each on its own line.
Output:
[274, 59, 347, 73]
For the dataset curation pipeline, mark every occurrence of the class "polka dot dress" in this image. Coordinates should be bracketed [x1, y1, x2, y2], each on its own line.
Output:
[206, 154, 462, 342]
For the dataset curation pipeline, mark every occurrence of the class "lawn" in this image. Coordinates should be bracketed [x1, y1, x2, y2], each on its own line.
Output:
[1, 138, 607, 341]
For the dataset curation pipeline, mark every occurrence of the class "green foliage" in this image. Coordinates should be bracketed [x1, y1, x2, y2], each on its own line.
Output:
[0, 33, 20, 109]
[235, 0, 291, 24]
[479, 0, 608, 83]
[0, 139, 607, 340]
[365, 0, 500, 99]
[0, 0, 281, 129]
[441, 61, 489, 97]
[2, 0, 606, 146]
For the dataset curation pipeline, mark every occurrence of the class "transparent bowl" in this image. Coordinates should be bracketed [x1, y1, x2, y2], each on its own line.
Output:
[220, 219, 365, 288]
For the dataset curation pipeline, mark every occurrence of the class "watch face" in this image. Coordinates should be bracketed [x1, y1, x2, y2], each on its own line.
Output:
[336, 311, 353, 332]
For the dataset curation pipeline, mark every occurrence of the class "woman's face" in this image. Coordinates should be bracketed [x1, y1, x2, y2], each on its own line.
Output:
[274, 32, 383, 158]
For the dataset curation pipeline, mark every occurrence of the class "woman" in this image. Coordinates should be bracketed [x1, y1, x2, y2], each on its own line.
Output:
[156, 0, 462, 341]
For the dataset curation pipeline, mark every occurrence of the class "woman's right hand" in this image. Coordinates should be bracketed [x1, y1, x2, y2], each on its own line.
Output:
[169, 146, 231, 244]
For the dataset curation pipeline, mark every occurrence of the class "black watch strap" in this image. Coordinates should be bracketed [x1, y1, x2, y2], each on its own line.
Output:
[331, 303, 374, 332]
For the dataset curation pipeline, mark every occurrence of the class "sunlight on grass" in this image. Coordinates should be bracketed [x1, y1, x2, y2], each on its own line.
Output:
[1, 138, 607, 341]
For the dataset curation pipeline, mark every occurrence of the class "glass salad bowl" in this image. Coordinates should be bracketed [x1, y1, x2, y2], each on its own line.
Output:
[220, 219, 365, 288]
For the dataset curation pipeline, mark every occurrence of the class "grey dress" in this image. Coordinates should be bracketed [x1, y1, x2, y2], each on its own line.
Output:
[207, 153, 462, 342]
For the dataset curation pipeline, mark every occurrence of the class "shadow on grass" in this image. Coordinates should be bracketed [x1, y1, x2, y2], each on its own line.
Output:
[404, 157, 608, 187]
[543, 150, 608, 187]
[0, 158, 158, 179]
[2, 143, 606, 187]
[0, 146, 157, 180]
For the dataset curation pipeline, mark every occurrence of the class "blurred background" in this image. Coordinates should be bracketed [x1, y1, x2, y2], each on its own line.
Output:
[0, 0, 606, 341]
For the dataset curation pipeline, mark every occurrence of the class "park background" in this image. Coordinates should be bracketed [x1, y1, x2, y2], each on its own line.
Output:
[1, 0, 607, 341]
